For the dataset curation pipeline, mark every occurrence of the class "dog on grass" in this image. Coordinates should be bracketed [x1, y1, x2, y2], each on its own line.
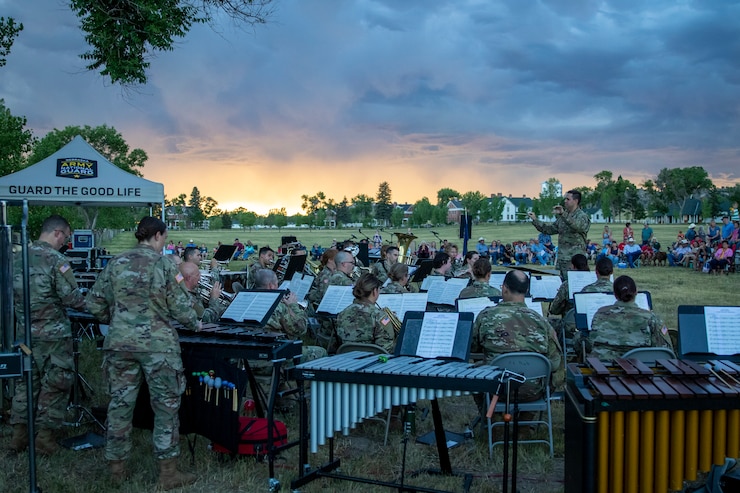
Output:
[654, 251, 667, 266]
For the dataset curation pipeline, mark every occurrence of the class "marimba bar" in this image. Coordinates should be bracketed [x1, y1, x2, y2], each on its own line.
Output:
[565, 357, 740, 493]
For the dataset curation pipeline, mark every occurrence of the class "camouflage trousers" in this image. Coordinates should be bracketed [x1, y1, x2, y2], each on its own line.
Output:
[10, 338, 74, 429]
[103, 350, 185, 461]
[557, 248, 585, 281]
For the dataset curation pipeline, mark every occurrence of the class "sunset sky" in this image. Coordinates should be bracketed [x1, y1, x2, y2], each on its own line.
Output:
[2, 0, 739, 215]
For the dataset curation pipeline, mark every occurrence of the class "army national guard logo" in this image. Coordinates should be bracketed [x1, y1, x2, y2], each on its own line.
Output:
[56, 158, 98, 179]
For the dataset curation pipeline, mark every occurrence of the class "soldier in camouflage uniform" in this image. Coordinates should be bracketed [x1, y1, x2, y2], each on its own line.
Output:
[458, 258, 501, 299]
[327, 250, 355, 287]
[337, 273, 395, 352]
[380, 263, 416, 294]
[581, 257, 614, 293]
[307, 249, 338, 308]
[576, 275, 673, 362]
[429, 251, 453, 278]
[371, 245, 399, 284]
[472, 270, 563, 402]
[86, 217, 200, 490]
[247, 246, 275, 289]
[9, 215, 87, 455]
[178, 262, 226, 323]
[528, 189, 591, 281]
[548, 254, 589, 317]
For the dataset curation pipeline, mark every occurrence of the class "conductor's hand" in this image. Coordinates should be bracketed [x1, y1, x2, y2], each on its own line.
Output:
[552, 205, 564, 216]
[283, 292, 298, 305]
[527, 211, 537, 220]
[209, 281, 222, 304]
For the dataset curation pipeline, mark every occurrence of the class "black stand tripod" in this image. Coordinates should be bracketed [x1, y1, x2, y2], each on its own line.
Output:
[61, 336, 105, 449]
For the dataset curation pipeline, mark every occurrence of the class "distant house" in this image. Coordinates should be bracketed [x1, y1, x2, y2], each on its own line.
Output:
[653, 198, 703, 224]
[324, 209, 337, 229]
[584, 207, 606, 223]
[446, 199, 465, 223]
[502, 195, 533, 222]
[396, 203, 414, 225]
[165, 206, 191, 230]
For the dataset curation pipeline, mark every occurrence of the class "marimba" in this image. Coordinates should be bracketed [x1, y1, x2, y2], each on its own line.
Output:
[291, 351, 503, 491]
[565, 357, 740, 493]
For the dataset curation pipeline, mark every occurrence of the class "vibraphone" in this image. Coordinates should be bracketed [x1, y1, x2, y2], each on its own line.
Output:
[291, 351, 503, 491]
[565, 357, 740, 493]
[175, 323, 302, 490]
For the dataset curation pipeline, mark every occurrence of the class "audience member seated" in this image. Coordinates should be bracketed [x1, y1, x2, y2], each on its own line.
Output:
[530, 238, 550, 265]
[458, 258, 501, 299]
[575, 275, 673, 362]
[233, 238, 245, 260]
[708, 240, 733, 274]
[640, 242, 654, 265]
[501, 243, 514, 265]
[336, 273, 395, 352]
[515, 241, 529, 265]
[668, 239, 692, 267]
[476, 237, 489, 257]
[622, 237, 642, 268]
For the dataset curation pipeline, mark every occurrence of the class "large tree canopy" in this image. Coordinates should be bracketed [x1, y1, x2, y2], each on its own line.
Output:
[0, 17, 23, 67]
[69, 0, 273, 85]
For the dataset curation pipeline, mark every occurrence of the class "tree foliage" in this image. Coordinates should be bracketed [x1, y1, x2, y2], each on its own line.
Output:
[654, 166, 713, 214]
[69, 0, 273, 85]
[0, 99, 36, 177]
[374, 181, 393, 226]
[460, 191, 486, 219]
[0, 17, 23, 68]
[480, 195, 505, 223]
[411, 197, 434, 226]
[351, 194, 373, 224]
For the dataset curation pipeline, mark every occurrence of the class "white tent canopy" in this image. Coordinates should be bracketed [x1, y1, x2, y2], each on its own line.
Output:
[0, 135, 164, 207]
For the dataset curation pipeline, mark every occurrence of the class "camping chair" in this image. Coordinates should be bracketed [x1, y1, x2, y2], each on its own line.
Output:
[485, 352, 554, 458]
[621, 347, 676, 366]
[336, 342, 396, 445]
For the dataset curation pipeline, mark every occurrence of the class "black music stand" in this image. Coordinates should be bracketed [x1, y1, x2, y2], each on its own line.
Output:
[677, 305, 740, 363]
[212, 244, 237, 264]
[273, 253, 307, 281]
[410, 260, 434, 283]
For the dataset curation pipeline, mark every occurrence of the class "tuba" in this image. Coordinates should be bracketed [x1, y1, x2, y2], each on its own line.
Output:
[394, 232, 418, 265]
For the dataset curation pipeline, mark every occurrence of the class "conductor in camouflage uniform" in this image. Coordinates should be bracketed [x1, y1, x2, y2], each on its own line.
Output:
[528, 189, 590, 281]
[576, 275, 673, 362]
[87, 217, 200, 490]
[472, 270, 563, 402]
[458, 258, 501, 299]
[178, 262, 226, 323]
[9, 215, 86, 455]
[337, 273, 395, 352]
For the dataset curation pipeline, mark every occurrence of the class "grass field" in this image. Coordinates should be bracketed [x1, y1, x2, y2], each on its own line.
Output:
[0, 223, 735, 492]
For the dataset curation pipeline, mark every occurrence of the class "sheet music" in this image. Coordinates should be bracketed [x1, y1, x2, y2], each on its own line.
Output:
[221, 291, 281, 323]
[529, 276, 562, 300]
[525, 297, 544, 316]
[415, 312, 460, 358]
[377, 293, 428, 321]
[457, 297, 497, 321]
[316, 285, 355, 315]
[704, 306, 740, 355]
[426, 277, 469, 305]
[278, 273, 314, 302]
[488, 273, 507, 289]
[568, 271, 614, 298]
[576, 292, 651, 329]
[421, 276, 444, 291]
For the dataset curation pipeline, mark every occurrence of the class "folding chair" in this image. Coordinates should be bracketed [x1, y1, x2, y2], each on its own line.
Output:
[485, 352, 554, 458]
[621, 347, 676, 365]
[336, 343, 395, 445]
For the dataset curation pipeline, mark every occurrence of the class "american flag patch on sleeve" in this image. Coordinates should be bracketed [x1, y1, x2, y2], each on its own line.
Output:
[175, 273, 184, 283]
[60, 264, 70, 273]
[381, 317, 390, 326]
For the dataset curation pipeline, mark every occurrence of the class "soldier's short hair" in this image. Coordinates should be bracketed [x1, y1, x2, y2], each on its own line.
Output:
[335, 250, 353, 266]
[183, 246, 200, 262]
[571, 254, 589, 272]
[503, 270, 529, 295]
[566, 189, 582, 205]
[388, 263, 409, 282]
[433, 252, 450, 269]
[613, 275, 637, 302]
[595, 257, 614, 276]
[386, 246, 399, 256]
[472, 257, 491, 279]
[259, 246, 274, 257]
[254, 268, 278, 289]
[352, 272, 382, 299]
[464, 251, 478, 262]
[40, 215, 71, 235]
[135, 217, 166, 242]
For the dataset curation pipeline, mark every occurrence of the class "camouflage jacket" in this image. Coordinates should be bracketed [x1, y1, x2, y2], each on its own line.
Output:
[381, 281, 406, 294]
[584, 300, 673, 361]
[531, 208, 590, 257]
[472, 301, 562, 389]
[548, 281, 571, 316]
[87, 244, 199, 353]
[371, 260, 392, 284]
[459, 281, 501, 300]
[307, 266, 333, 306]
[327, 270, 354, 287]
[186, 290, 225, 324]
[264, 300, 307, 339]
[580, 278, 614, 293]
[13, 240, 86, 341]
[247, 262, 269, 289]
[337, 299, 395, 352]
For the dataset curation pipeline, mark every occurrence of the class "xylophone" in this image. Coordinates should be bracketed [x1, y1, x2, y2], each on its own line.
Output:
[291, 351, 503, 491]
[565, 357, 740, 493]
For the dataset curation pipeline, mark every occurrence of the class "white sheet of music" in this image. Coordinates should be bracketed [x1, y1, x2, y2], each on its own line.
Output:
[529, 276, 562, 300]
[525, 297, 544, 316]
[416, 312, 460, 358]
[279, 273, 314, 302]
[568, 271, 615, 298]
[576, 292, 650, 329]
[488, 273, 507, 289]
[316, 285, 355, 314]
[421, 276, 444, 291]
[377, 293, 428, 321]
[704, 306, 740, 355]
[426, 277, 469, 305]
[221, 291, 281, 323]
[457, 297, 497, 321]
